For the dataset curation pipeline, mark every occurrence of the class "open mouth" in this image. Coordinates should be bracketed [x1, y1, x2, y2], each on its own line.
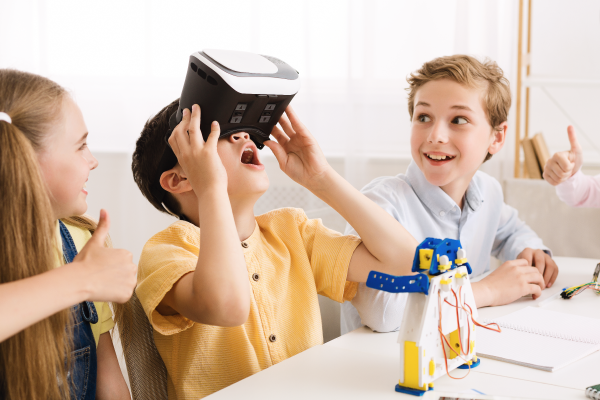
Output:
[425, 153, 456, 162]
[240, 143, 263, 167]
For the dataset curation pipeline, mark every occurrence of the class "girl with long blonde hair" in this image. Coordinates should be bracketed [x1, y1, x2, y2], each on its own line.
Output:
[0, 69, 137, 399]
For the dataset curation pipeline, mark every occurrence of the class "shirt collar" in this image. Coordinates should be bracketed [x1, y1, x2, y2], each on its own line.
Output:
[404, 161, 484, 216]
[241, 221, 261, 251]
[464, 173, 484, 212]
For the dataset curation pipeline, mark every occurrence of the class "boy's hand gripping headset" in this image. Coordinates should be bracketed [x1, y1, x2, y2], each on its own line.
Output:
[150, 49, 300, 208]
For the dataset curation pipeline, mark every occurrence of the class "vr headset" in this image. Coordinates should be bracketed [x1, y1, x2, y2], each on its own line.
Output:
[151, 49, 300, 208]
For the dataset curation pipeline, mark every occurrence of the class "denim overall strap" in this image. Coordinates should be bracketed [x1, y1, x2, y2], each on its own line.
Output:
[59, 221, 98, 323]
[59, 220, 98, 400]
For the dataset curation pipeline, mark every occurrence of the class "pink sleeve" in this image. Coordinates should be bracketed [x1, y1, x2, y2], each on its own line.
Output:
[555, 171, 600, 208]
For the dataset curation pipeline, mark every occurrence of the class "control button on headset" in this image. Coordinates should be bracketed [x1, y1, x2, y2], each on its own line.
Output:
[235, 103, 247, 111]
[259, 116, 271, 123]
[264, 104, 276, 111]
[230, 116, 242, 123]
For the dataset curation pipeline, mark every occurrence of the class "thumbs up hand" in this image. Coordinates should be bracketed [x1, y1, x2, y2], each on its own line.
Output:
[543, 126, 583, 186]
[71, 209, 137, 303]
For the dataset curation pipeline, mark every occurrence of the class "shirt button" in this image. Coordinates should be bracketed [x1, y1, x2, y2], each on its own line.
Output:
[241, 242, 249, 248]
[439, 211, 446, 217]
[269, 334, 277, 342]
[252, 273, 260, 282]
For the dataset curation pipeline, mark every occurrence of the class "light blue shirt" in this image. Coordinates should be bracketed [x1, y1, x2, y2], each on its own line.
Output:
[341, 161, 549, 334]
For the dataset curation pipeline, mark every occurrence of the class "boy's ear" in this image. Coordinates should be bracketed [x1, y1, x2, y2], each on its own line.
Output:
[488, 121, 508, 156]
[160, 165, 193, 194]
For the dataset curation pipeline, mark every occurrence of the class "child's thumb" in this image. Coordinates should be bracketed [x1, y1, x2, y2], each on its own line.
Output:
[90, 209, 110, 245]
[567, 126, 581, 160]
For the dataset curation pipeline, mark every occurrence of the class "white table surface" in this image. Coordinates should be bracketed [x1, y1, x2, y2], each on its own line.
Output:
[207, 257, 600, 399]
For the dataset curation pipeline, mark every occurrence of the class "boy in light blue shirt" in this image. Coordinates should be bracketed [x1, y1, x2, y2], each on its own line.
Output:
[342, 55, 557, 334]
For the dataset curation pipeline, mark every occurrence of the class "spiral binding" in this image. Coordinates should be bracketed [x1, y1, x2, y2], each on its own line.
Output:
[480, 319, 600, 345]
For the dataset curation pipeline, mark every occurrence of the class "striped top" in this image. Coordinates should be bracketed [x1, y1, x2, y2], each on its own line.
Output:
[136, 207, 361, 399]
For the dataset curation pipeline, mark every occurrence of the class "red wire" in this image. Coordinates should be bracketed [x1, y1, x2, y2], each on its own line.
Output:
[464, 290, 471, 355]
[457, 287, 472, 355]
[464, 302, 501, 332]
[571, 284, 600, 297]
[437, 291, 471, 380]
[438, 279, 508, 381]
[451, 288, 469, 355]
[443, 290, 471, 355]
[436, 284, 503, 383]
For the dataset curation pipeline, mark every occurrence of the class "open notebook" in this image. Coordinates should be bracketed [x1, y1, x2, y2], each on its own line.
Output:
[476, 307, 600, 372]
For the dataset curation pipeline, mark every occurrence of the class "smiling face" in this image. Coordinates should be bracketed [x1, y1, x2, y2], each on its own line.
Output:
[410, 79, 506, 201]
[37, 96, 98, 220]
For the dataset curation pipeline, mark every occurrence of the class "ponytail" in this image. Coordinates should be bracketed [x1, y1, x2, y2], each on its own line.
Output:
[0, 69, 72, 400]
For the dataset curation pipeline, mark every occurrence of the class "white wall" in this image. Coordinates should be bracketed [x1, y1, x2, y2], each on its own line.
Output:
[527, 0, 600, 163]
[0, 0, 519, 187]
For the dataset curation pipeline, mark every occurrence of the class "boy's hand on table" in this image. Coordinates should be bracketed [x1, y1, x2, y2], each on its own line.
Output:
[543, 125, 582, 186]
[472, 259, 544, 307]
[169, 105, 227, 195]
[265, 106, 333, 190]
[517, 247, 559, 288]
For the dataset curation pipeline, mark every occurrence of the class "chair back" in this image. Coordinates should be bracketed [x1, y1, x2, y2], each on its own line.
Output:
[118, 291, 168, 400]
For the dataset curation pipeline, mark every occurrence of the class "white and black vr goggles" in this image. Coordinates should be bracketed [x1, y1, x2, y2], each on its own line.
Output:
[151, 49, 300, 206]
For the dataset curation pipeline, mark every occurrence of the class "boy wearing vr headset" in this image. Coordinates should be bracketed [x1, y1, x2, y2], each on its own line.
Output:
[131, 99, 419, 399]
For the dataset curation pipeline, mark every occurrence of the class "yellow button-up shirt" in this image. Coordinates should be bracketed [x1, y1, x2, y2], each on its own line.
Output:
[136, 208, 361, 399]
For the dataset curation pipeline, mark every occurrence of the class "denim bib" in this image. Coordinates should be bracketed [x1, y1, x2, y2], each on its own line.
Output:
[59, 221, 98, 400]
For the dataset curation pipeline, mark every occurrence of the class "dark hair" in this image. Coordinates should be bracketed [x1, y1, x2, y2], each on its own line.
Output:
[132, 98, 183, 217]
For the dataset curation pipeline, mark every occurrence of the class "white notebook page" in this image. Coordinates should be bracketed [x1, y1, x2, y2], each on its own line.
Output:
[476, 307, 600, 371]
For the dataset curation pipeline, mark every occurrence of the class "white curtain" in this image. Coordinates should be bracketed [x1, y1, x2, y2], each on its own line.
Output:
[1, 0, 521, 260]
[0, 0, 518, 170]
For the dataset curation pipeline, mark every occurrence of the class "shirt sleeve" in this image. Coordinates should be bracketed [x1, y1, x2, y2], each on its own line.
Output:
[136, 223, 199, 336]
[555, 171, 600, 208]
[349, 283, 408, 333]
[295, 211, 362, 303]
[96, 301, 115, 333]
[491, 202, 551, 262]
[342, 179, 409, 333]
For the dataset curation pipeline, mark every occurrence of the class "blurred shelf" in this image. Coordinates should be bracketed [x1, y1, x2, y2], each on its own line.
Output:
[524, 77, 600, 88]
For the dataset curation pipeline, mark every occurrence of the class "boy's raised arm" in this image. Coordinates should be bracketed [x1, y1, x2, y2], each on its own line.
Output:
[159, 106, 250, 327]
[266, 107, 418, 282]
